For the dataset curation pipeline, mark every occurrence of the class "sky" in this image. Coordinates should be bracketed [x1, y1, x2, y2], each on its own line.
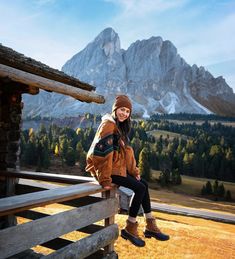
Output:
[0, 0, 235, 92]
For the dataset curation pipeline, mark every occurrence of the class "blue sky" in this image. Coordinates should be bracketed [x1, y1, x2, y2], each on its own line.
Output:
[0, 0, 235, 92]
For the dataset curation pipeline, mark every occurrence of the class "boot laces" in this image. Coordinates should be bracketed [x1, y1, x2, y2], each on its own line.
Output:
[147, 218, 161, 232]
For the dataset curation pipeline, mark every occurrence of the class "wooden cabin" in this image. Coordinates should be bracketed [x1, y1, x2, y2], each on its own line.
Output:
[0, 44, 118, 259]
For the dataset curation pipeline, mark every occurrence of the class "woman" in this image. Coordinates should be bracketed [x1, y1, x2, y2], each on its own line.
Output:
[86, 95, 169, 247]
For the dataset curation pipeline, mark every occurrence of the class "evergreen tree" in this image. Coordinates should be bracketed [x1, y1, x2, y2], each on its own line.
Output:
[201, 185, 207, 195]
[205, 181, 213, 195]
[159, 169, 171, 187]
[79, 151, 87, 172]
[213, 180, 219, 196]
[225, 190, 232, 201]
[139, 148, 150, 181]
[218, 183, 225, 198]
[65, 147, 76, 166]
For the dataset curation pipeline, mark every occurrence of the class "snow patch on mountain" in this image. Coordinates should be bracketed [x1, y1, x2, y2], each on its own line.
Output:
[22, 27, 235, 118]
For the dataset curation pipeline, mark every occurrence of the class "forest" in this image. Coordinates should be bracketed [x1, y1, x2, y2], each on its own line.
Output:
[20, 114, 235, 183]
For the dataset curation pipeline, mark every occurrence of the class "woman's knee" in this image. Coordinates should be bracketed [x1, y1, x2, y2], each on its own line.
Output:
[135, 181, 146, 193]
[140, 178, 149, 188]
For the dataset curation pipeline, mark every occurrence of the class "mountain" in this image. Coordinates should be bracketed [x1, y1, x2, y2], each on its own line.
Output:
[22, 27, 235, 118]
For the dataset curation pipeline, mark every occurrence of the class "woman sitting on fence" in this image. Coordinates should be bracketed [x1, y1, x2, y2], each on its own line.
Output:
[86, 95, 169, 247]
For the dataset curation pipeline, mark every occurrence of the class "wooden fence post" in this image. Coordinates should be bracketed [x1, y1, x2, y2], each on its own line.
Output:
[102, 187, 118, 257]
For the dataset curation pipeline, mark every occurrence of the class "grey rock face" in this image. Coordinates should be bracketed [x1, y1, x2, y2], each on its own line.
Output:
[22, 27, 235, 118]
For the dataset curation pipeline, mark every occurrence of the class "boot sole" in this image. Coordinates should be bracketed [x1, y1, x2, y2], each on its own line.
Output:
[121, 229, 145, 247]
[144, 230, 170, 241]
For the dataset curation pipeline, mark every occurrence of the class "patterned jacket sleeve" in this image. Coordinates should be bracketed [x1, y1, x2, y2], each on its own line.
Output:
[86, 121, 116, 187]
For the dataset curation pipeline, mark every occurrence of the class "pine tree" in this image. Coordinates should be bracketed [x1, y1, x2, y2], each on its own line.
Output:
[218, 183, 225, 198]
[205, 181, 212, 195]
[139, 148, 150, 181]
[213, 180, 219, 196]
[225, 190, 232, 201]
[159, 169, 171, 187]
[65, 147, 76, 166]
[201, 185, 207, 195]
[54, 144, 59, 156]
[79, 151, 87, 172]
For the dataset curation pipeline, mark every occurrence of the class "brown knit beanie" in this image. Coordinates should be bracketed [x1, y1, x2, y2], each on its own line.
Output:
[112, 95, 132, 113]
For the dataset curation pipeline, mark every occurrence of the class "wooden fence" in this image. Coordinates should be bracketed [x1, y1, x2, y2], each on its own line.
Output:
[0, 171, 119, 259]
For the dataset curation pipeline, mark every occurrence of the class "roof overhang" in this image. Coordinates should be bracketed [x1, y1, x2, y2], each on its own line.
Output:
[0, 63, 105, 103]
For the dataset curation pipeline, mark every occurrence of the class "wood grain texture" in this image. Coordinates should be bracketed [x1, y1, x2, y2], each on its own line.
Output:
[44, 224, 119, 259]
[0, 44, 95, 91]
[0, 198, 118, 258]
[0, 64, 105, 103]
[0, 182, 104, 216]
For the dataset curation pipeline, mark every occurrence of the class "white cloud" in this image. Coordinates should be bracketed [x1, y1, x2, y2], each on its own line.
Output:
[105, 0, 188, 17]
[177, 13, 235, 67]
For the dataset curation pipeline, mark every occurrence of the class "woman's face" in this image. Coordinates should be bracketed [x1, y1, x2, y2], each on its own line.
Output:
[116, 107, 131, 122]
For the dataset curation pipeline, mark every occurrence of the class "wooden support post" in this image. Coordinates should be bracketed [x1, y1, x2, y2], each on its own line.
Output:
[102, 187, 118, 256]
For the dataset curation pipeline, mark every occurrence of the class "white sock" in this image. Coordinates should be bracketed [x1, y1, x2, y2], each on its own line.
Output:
[128, 216, 137, 223]
[144, 212, 153, 219]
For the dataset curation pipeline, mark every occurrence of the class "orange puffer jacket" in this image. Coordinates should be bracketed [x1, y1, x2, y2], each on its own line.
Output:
[86, 114, 139, 187]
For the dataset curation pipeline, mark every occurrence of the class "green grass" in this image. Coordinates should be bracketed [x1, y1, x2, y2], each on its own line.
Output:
[148, 129, 190, 140]
[167, 119, 235, 127]
[151, 169, 235, 197]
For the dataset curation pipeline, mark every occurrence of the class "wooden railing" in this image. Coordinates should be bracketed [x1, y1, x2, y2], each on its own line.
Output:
[0, 171, 119, 259]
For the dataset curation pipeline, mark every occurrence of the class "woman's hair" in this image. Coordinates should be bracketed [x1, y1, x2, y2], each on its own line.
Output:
[111, 95, 132, 143]
[113, 112, 131, 143]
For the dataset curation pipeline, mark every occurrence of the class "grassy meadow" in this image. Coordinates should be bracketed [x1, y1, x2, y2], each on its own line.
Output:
[151, 170, 235, 197]
[148, 129, 190, 140]
[17, 203, 235, 259]
[150, 170, 235, 214]
[167, 119, 235, 128]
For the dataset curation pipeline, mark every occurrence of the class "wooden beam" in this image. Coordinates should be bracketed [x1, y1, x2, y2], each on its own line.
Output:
[0, 64, 105, 104]
[44, 224, 119, 259]
[28, 85, 39, 95]
[0, 44, 95, 91]
[17, 210, 104, 234]
[2, 170, 95, 184]
[0, 182, 105, 217]
[0, 198, 118, 258]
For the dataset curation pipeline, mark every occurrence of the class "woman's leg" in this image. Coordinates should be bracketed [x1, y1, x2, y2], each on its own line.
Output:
[139, 178, 151, 214]
[112, 174, 146, 247]
[112, 174, 147, 217]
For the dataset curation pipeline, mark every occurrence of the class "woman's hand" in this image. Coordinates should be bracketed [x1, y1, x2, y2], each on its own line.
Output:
[103, 185, 112, 190]
[136, 174, 141, 181]
[103, 183, 117, 190]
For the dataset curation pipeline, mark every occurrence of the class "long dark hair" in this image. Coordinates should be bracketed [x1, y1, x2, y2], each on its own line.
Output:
[112, 112, 131, 143]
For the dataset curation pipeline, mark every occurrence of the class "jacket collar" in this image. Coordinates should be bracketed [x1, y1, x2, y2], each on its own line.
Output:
[101, 113, 116, 124]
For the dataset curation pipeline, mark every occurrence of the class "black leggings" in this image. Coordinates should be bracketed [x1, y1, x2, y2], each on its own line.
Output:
[111, 174, 151, 217]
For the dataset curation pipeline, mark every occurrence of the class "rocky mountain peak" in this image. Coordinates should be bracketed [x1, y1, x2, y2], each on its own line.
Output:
[22, 27, 235, 118]
[93, 27, 121, 56]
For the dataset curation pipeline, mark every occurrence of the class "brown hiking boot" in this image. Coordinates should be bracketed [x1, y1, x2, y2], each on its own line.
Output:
[121, 220, 145, 247]
[144, 217, 169, 241]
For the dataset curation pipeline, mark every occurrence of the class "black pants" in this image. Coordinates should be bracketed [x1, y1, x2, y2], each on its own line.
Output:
[111, 174, 151, 218]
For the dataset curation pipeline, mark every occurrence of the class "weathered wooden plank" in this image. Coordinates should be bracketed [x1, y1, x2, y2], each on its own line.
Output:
[0, 44, 95, 91]
[16, 179, 61, 194]
[1, 170, 95, 184]
[0, 64, 105, 103]
[43, 224, 119, 259]
[0, 182, 104, 216]
[0, 198, 118, 259]
[103, 189, 117, 254]
[17, 209, 104, 236]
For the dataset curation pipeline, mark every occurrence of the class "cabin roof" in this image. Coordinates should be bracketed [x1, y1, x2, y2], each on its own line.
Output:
[0, 44, 105, 104]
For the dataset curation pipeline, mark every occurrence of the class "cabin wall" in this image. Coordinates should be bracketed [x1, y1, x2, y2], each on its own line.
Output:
[0, 85, 22, 228]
